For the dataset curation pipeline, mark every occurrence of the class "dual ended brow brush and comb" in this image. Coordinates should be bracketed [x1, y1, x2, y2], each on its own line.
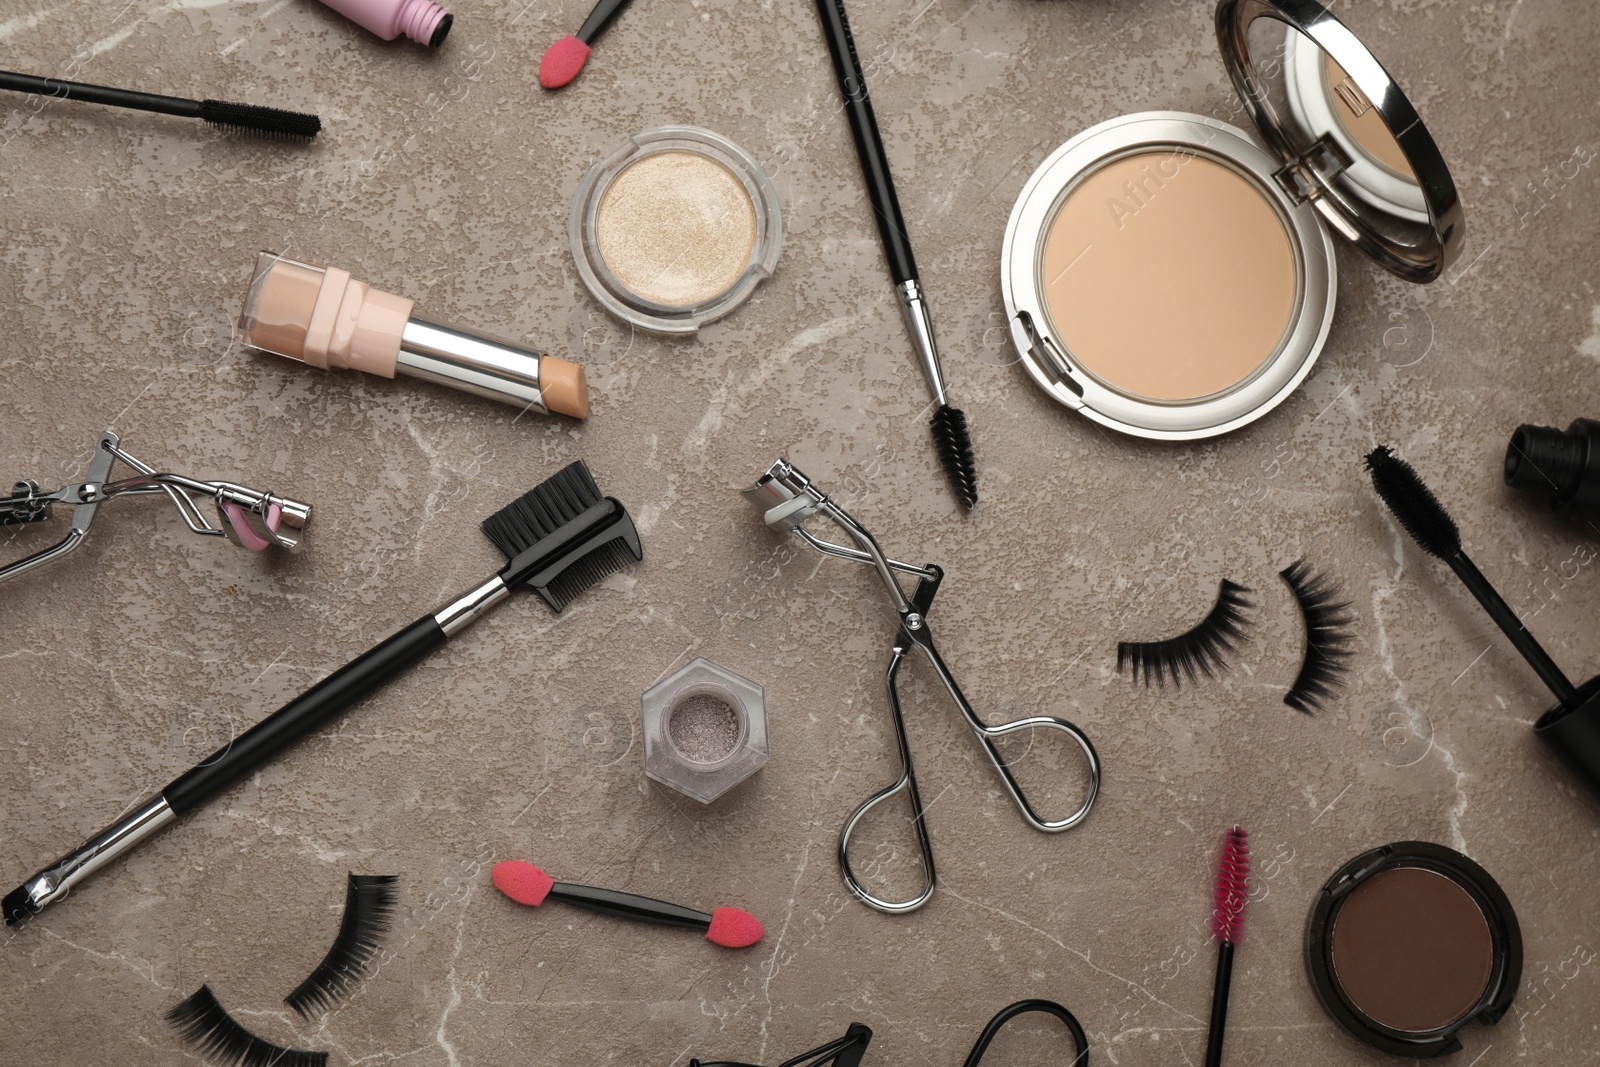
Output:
[3, 461, 641, 926]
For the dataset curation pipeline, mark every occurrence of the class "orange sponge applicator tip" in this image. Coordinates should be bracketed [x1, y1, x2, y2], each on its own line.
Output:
[539, 35, 592, 89]
[705, 907, 764, 949]
[493, 861, 555, 906]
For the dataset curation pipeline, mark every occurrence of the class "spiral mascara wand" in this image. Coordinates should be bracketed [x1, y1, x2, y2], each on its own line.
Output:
[1204, 825, 1250, 1067]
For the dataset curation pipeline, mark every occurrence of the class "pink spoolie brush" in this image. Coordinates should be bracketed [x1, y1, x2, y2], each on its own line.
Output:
[539, 0, 635, 89]
[1204, 826, 1250, 1067]
[492, 861, 763, 949]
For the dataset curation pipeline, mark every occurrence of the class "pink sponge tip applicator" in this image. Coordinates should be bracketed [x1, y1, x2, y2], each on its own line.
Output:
[493, 861, 554, 907]
[539, 35, 592, 89]
[491, 859, 763, 950]
[705, 907, 764, 949]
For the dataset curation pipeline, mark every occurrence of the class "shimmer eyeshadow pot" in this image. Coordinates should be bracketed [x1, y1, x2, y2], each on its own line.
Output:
[1306, 842, 1521, 1058]
[570, 126, 782, 335]
[1000, 0, 1464, 439]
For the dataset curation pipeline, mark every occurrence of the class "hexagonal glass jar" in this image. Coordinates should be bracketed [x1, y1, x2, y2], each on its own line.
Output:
[641, 657, 768, 803]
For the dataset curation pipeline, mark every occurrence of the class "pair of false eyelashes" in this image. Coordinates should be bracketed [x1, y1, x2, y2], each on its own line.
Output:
[165, 873, 398, 1067]
[1117, 559, 1356, 713]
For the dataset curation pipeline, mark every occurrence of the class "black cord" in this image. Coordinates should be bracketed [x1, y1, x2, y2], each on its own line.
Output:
[961, 1000, 1090, 1067]
[689, 1002, 1087, 1067]
[693, 1023, 873, 1067]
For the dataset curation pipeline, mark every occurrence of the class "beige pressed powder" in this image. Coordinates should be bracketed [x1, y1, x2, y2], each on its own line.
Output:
[1039, 149, 1298, 402]
[1325, 54, 1412, 177]
[595, 151, 757, 307]
[1002, 2, 1461, 440]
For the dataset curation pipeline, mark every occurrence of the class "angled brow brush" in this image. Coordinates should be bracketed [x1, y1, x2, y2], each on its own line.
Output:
[4, 462, 640, 926]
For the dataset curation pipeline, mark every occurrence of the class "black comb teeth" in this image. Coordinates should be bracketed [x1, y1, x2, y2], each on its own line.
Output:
[543, 539, 639, 612]
[481, 461, 605, 559]
[481, 461, 641, 612]
[930, 404, 978, 509]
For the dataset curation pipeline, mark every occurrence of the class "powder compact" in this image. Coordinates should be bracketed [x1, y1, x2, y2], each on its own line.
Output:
[1305, 841, 1521, 1058]
[1000, 0, 1464, 439]
[570, 126, 783, 335]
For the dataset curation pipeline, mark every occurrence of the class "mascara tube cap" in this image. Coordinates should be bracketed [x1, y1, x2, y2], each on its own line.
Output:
[1534, 675, 1600, 799]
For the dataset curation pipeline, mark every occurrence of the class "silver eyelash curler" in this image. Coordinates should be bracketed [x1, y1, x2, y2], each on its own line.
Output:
[0, 430, 309, 586]
[741, 458, 1100, 914]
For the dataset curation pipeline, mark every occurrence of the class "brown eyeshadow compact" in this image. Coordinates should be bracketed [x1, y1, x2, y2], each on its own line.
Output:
[1306, 842, 1521, 1058]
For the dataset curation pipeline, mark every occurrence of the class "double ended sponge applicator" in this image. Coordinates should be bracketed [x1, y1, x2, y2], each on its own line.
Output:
[492, 860, 764, 949]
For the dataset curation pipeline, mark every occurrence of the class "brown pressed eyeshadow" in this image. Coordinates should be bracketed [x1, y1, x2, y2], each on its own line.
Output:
[1038, 149, 1298, 402]
[1330, 867, 1494, 1033]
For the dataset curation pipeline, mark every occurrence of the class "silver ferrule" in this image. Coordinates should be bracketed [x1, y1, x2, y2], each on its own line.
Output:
[397, 318, 548, 412]
[10, 795, 175, 919]
[896, 279, 948, 407]
[433, 573, 511, 637]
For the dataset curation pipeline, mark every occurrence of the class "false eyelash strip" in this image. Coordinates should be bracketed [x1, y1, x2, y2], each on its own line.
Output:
[1280, 559, 1356, 713]
[285, 873, 399, 1019]
[165, 985, 328, 1067]
[1118, 579, 1255, 688]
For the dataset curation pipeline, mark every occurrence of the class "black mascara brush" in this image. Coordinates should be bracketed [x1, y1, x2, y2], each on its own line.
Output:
[813, 0, 978, 510]
[3, 462, 640, 926]
[1365, 445, 1600, 797]
[1365, 446, 1576, 706]
[0, 70, 321, 139]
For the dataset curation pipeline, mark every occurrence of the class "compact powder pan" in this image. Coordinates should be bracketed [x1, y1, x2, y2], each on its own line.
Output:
[1001, 0, 1464, 440]
[1306, 842, 1521, 1058]
[570, 126, 782, 335]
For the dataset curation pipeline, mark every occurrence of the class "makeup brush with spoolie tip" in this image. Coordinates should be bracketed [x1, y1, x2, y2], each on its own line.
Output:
[813, 0, 978, 510]
[0, 70, 321, 139]
[1365, 445, 1600, 799]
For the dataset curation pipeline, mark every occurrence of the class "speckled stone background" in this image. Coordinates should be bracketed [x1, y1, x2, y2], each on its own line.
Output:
[3, 1, 1599, 1064]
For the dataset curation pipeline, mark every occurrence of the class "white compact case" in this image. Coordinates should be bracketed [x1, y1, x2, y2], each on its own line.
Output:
[1001, 0, 1464, 441]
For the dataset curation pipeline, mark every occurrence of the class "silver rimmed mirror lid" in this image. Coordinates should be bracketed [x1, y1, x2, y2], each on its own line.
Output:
[1216, 0, 1464, 282]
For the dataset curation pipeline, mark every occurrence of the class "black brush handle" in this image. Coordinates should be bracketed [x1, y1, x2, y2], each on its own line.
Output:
[163, 615, 447, 814]
[550, 881, 711, 930]
[576, 0, 635, 43]
[1204, 941, 1234, 1067]
[0, 70, 201, 118]
[814, 0, 917, 285]
[1447, 550, 1578, 707]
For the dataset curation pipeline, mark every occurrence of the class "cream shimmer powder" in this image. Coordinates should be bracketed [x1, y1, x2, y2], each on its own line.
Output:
[1039, 149, 1298, 402]
[595, 151, 757, 307]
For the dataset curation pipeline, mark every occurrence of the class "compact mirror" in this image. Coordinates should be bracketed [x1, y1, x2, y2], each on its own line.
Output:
[1217, 0, 1464, 282]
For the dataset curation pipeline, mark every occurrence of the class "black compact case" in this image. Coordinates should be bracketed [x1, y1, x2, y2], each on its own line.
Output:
[1305, 842, 1521, 1058]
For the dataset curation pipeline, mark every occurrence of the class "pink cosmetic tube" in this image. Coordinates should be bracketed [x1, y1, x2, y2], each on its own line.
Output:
[315, 0, 453, 48]
[238, 251, 589, 419]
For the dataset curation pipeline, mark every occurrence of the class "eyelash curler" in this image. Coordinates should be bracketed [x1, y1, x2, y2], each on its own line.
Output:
[740, 458, 1101, 914]
[0, 429, 309, 586]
